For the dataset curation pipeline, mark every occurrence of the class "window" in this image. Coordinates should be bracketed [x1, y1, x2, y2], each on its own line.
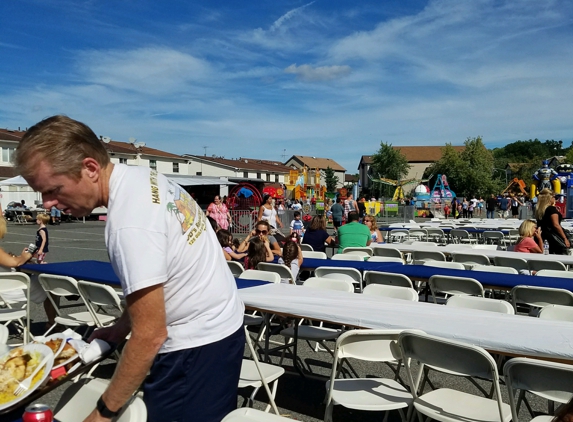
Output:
[149, 160, 157, 170]
[275, 174, 279, 183]
[266, 173, 271, 182]
[257, 172, 261, 179]
[243, 171, 248, 178]
[173, 163, 179, 173]
[2, 147, 14, 163]
[196, 171, 202, 176]
[119, 158, 128, 164]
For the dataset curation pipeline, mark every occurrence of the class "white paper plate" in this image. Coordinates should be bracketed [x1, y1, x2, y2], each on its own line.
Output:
[0, 343, 54, 411]
[44, 334, 79, 369]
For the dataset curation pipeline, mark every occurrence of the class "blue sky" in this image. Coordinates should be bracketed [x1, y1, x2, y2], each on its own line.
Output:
[2, 0, 573, 173]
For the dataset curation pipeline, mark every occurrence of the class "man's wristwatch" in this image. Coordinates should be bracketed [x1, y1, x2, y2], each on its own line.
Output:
[97, 396, 121, 418]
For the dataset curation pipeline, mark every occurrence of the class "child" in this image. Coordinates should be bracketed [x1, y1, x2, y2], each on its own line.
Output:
[278, 240, 303, 282]
[216, 229, 247, 261]
[244, 237, 274, 269]
[290, 211, 305, 239]
[35, 213, 50, 263]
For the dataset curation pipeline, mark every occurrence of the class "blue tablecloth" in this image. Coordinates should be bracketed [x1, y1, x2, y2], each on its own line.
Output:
[22, 260, 268, 290]
[301, 257, 573, 291]
[383, 227, 510, 234]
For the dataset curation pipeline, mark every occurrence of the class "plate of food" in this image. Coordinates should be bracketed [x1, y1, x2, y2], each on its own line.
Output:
[0, 344, 54, 411]
[42, 334, 79, 369]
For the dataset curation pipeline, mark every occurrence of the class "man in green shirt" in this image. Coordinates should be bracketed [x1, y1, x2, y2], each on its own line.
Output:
[337, 212, 371, 253]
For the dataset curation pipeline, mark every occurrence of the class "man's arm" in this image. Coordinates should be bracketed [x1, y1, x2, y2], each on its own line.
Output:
[84, 284, 167, 421]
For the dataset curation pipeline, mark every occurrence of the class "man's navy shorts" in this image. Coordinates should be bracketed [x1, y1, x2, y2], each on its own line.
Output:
[143, 326, 245, 422]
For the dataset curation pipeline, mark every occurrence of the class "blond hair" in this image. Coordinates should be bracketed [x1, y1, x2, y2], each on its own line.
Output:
[535, 188, 554, 220]
[363, 214, 378, 230]
[517, 220, 536, 244]
[36, 213, 50, 225]
[14, 115, 110, 180]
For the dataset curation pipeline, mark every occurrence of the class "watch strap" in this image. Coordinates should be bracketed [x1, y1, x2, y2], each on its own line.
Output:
[97, 396, 121, 418]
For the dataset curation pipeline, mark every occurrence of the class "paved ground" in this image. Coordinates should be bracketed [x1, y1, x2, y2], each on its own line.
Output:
[2, 220, 552, 421]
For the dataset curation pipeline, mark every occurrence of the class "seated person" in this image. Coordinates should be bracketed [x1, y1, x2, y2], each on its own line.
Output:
[514, 220, 543, 253]
[302, 216, 335, 253]
[216, 229, 247, 261]
[238, 221, 282, 256]
[278, 240, 303, 282]
[337, 212, 371, 253]
[244, 237, 274, 269]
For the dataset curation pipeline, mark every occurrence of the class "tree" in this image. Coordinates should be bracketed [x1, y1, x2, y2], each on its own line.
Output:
[426, 137, 502, 198]
[323, 166, 338, 194]
[371, 142, 411, 180]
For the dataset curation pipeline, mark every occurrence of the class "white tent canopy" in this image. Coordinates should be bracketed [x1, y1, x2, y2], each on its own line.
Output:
[0, 175, 30, 186]
[0, 174, 236, 188]
[166, 175, 236, 186]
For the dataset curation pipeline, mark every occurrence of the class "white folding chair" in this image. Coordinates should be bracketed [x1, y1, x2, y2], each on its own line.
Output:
[257, 263, 295, 284]
[0, 324, 9, 345]
[527, 259, 567, 272]
[511, 285, 573, 315]
[399, 331, 511, 422]
[535, 269, 573, 279]
[366, 256, 405, 264]
[450, 229, 477, 244]
[452, 252, 490, 266]
[227, 261, 245, 277]
[412, 250, 446, 265]
[388, 229, 409, 243]
[77, 280, 123, 327]
[426, 228, 446, 243]
[482, 231, 507, 247]
[342, 247, 373, 256]
[428, 275, 484, 304]
[301, 251, 327, 259]
[0, 272, 32, 344]
[538, 304, 573, 322]
[54, 377, 146, 422]
[472, 265, 518, 274]
[331, 254, 363, 262]
[240, 270, 281, 284]
[38, 274, 106, 336]
[504, 357, 573, 422]
[423, 261, 465, 270]
[300, 243, 314, 251]
[493, 256, 528, 273]
[315, 267, 363, 292]
[324, 330, 413, 422]
[222, 408, 292, 422]
[446, 295, 514, 314]
[240, 326, 284, 413]
[371, 247, 403, 259]
[279, 278, 353, 368]
[408, 229, 427, 242]
[363, 271, 413, 288]
[363, 284, 419, 301]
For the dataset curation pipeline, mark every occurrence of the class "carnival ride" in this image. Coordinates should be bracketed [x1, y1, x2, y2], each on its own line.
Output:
[427, 174, 456, 219]
[502, 178, 528, 197]
[369, 176, 429, 201]
[226, 182, 263, 232]
[284, 166, 326, 201]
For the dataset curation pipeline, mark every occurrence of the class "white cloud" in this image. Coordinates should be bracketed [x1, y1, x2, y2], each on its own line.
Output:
[284, 64, 351, 82]
[76, 47, 212, 95]
[269, 1, 315, 32]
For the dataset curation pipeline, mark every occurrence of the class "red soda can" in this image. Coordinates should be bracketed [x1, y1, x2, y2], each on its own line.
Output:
[23, 404, 53, 422]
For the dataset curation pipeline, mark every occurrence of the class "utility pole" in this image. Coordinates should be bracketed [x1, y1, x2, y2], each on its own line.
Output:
[203, 146, 208, 157]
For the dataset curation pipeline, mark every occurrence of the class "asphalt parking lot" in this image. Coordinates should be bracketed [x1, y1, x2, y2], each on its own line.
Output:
[1, 220, 552, 421]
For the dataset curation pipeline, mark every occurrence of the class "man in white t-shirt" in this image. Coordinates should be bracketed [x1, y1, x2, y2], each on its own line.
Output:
[15, 116, 244, 422]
